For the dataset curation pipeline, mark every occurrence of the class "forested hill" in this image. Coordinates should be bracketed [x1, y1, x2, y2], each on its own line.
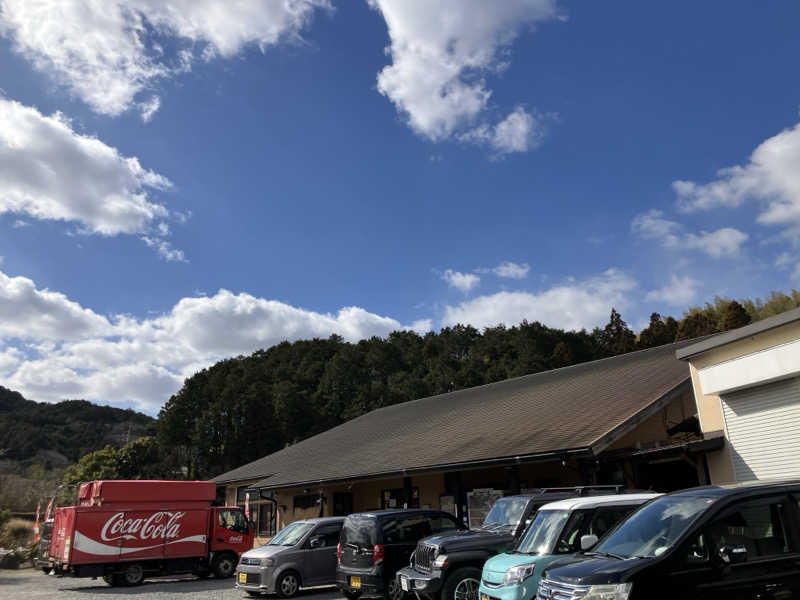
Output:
[0, 386, 155, 467]
[158, 292, 800, 479]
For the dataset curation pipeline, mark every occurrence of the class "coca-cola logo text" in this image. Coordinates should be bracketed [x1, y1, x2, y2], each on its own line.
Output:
[100, 511, 184, 542]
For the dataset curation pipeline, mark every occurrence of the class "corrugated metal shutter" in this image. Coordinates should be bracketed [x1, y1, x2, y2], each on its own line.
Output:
[721, 377, 800, 482]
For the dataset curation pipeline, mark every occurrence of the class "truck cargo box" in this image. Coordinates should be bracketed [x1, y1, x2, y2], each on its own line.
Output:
[54, 504, 212, 565]
[78, 480, 216, 507]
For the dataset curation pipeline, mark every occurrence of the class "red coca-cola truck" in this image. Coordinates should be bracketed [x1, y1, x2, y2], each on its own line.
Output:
[42, 479, 253, 586]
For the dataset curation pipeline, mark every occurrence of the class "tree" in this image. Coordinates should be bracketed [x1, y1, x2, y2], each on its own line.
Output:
[595, 309, 637, 357]
[62, 445, 119, 488]
[638, 313, 678, 348]
[722, 300, 751, 331]
[675, 312, 717, 341]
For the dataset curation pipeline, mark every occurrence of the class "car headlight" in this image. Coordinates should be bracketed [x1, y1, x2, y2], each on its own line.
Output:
[433, 554, 448, 568]
[582, 583, 633, 600]
[502, 563, 536, 586]
[261, 557, 275, 567]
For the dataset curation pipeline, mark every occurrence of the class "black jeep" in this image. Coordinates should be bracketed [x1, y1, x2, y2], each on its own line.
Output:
[396, 487, 625, 600]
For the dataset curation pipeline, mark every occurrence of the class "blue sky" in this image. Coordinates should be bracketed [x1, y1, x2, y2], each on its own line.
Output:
[1, 0, 799, 413]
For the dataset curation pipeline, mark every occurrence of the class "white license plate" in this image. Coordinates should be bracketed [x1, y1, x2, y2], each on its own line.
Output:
[400, 576, 409, 592]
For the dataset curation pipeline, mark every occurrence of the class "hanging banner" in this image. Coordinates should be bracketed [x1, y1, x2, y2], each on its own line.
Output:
[33, 503, 41, 543]
[244, 492, 250, 520]
[44, 497, 55, 521]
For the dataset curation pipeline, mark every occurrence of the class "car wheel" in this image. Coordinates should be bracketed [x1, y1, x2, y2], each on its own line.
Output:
[385, 574, 405, 600]
[212, 553, 237, 578]
[277, 571, 301, 598]
[122, 563, 145, 586]
[443, 567, 482, 600]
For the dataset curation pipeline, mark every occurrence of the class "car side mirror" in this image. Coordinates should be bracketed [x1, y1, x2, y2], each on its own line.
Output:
[719, 544, 747, 565]
[580, 535, 599, 551]
[309, 537, 323, 548]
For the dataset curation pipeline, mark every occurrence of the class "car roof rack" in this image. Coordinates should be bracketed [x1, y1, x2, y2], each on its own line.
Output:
[528, 485, 628, 496]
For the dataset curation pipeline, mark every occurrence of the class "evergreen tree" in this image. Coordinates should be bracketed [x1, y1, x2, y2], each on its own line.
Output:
[595, 309, 637, 357]
[675, 312, 717, 340]
[722, 300, 751, 331]
[638, 313, 678, 348]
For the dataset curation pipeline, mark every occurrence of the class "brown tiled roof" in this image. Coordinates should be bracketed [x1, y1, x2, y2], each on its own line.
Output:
[214, 341, 695, 487]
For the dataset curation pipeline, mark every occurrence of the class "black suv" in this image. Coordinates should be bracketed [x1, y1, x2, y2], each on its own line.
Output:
[538, 480, 800, 600]
[396, 487, 627, 600]
[337, 509, 465, 600]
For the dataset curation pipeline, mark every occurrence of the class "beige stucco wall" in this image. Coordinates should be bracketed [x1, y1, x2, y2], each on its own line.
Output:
[605, 389, 696, 452]
[686, 319, 800, 484]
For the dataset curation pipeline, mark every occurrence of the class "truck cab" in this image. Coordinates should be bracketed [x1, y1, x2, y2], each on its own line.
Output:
[209, 506, 255, 578]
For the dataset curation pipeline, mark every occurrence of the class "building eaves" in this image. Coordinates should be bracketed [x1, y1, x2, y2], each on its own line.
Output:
[675, 307, 800, 361]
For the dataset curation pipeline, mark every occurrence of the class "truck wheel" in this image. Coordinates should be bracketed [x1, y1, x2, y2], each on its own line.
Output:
[122, 563, 145, 586]
[102, 574, 121, 586]
[212, 553, 237, 578]
[442, 567, 482, 600]
[277, 571, 301, 598]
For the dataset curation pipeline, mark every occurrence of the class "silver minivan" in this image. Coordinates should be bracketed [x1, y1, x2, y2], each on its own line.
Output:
[235, 516, 344, 597]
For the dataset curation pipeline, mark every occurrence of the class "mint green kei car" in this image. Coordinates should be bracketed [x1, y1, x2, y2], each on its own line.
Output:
[478, 494, 659, 600]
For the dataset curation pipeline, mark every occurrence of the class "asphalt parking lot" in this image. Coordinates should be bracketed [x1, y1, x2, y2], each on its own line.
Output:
[0, 569, 343, 600]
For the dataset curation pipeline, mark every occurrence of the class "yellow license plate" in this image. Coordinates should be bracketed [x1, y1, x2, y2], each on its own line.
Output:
[350, 576, 361, 589]
[481, 595, 488, 600]
[238, 572, 247, 584]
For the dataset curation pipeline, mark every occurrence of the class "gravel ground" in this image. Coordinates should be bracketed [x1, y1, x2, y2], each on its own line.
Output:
[0, 569, 343, 600]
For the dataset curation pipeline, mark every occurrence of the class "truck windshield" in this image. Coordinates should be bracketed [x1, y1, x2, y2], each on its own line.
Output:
[484, 498, 529, 527]
[593, 496, 716, 559]
[516, 510, 570, 555]
[269, 521, 315, 546]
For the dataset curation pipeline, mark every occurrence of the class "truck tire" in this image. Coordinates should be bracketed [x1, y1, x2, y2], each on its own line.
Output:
[277, 570, 301, 598]
[121, 563, 145, 586]
[102, 573, 122, 586]
[212, 552, 237, 578]
[442, 567, 482, 600]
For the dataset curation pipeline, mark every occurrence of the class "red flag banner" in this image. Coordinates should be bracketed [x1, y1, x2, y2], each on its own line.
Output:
[44, 497, 55, 521]
[245, 492, 250, 520]
[33, 503, 41, 543]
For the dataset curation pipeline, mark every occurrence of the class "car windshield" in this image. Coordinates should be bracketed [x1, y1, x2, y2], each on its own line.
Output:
[268, 521, 315, 546]
[515, 510, 570, 555]
[593, 496, 716, 559]
[483, 498, 529, 527]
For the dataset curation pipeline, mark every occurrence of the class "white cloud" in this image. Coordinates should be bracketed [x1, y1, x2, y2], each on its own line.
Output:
[673, 121, 800, 241]
[0, 269, 421, 411]
[460, 106, 549, 155]
[0, 270, 112, 340]
[141, 236, 186, 262]
[368, 0, 559, 151]
[0, 98, 171, 235]
[442, 268, 636, 331]
[0, 0, 330, 117]
[631, 210, 748, 258]
[481, 261, 531, 279]
[441, 269, 480, 293]
[644, 273, 700, 307]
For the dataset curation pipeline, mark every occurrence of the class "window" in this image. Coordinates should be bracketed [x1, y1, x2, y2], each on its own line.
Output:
[308, 524, 342, 548]
[586, 507, 636, 539]
[708, 497, 791, 559]
[218, 508, 248, 533]
[382, 516, 431, 544]
[680, 531, 710, 565]
[554, 511, 587, 554]
[429, 515, 461, 534]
